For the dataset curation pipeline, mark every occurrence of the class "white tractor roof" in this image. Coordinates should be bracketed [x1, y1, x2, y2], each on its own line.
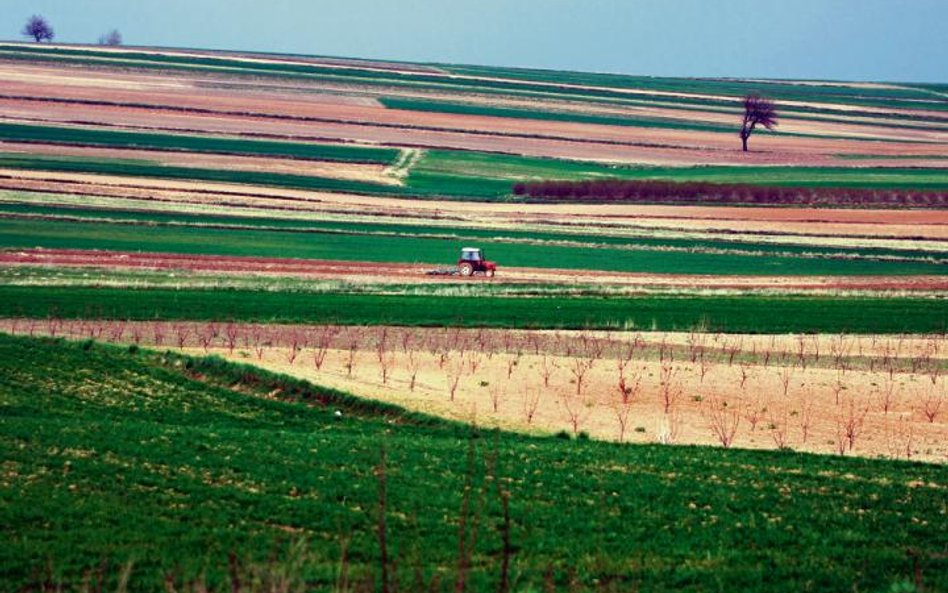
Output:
[461, 247, 481, 252]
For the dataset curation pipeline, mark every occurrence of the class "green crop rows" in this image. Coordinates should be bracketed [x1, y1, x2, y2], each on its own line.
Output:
[1, 286, 946, 333]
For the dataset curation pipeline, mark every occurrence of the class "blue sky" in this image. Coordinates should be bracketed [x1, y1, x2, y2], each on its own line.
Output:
[3, 0, 946, 83]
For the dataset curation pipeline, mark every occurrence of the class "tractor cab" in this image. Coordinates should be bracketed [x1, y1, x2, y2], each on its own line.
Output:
[457, 247, 497, 277]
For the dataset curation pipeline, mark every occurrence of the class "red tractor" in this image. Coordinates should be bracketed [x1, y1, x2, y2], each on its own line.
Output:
[458, 247, 497, 277]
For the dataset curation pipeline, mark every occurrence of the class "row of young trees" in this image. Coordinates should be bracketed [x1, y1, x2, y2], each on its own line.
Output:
[512, 178, 948, 207]
[21, 14, 122, 45]
[5, 318, 943, 458]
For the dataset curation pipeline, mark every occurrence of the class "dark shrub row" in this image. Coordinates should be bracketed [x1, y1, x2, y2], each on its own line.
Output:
[512, 179, 948, 207]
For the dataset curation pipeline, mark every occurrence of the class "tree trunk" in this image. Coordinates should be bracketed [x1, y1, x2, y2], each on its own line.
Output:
[741, 135, 748, 152]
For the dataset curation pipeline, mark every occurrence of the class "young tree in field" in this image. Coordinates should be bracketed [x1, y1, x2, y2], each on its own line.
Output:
[505, 353, 520, 380]
[224, 322, 239, 355]
[23, 15, 54, 42]
[344, 336, 359, 377]
[568, 357, 593, 397]
[198, 322, 218, 353]
[743, 394, 765, 431]
[657, 410, 683, 445]
[561, 389, 591, 436]
[129, 323, 144, 345]
[445, 355, 465, 401]
[705, 395, 741, 448]
[98, 29, 122, 46]
[540, 355, 557, 387]
[609, 393, 634, 442]
[286, 329, 304, 364]
[489, 385, 505, 413]
[521, 387, 541, 425]
[311, 326, 337, 371]
[173, 322, 191, 349]
[768, 403, 790, 448]
[887, 414, 916, 460]
[778, 366, 793, 398]
[739, 95, 778, 152]
[249, 324, 267, 359]
[406, 351, 421, 392]
[738, 362, 752, 390]
[616, 359, 641, 404]
[835, 395, 870, 454]
[151, 321, 165, 347]
[659, 362, 681, 413]
[920, 387, 943, 423]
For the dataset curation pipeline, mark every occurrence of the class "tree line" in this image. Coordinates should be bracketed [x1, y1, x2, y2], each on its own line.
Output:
[512, 178, 948, 207]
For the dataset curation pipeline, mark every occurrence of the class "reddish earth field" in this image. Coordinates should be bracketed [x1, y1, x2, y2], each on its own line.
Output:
[3, 319, 944, 463]
[5, 249, 948, 292]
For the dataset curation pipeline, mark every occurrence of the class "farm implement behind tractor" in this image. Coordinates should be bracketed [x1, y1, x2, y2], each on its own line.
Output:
[426, 247, 497, 277]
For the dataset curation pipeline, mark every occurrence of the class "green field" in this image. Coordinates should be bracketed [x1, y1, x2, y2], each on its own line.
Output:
[409, 150, 948, 191]
[2, 286, 946, 333]
[2, 334, 946, 592]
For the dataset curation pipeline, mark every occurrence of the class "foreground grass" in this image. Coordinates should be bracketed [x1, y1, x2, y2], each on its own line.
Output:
[1, 285, 946, 333]
[1, 333, 946, 592]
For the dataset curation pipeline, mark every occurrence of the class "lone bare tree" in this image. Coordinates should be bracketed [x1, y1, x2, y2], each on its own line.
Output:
[98, 29, 122, 46]
[739, 95, 778, 152]
[23, 15, 54, 42]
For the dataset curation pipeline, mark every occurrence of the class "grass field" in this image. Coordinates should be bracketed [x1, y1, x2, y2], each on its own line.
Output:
[2, 333, 946, 592]
[2, 286, 946, 333]
[409, 151, 948, 192]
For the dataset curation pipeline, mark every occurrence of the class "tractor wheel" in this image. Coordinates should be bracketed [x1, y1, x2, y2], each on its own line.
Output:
[486, 269, 495, 278]
[459, 263, 473, 277]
